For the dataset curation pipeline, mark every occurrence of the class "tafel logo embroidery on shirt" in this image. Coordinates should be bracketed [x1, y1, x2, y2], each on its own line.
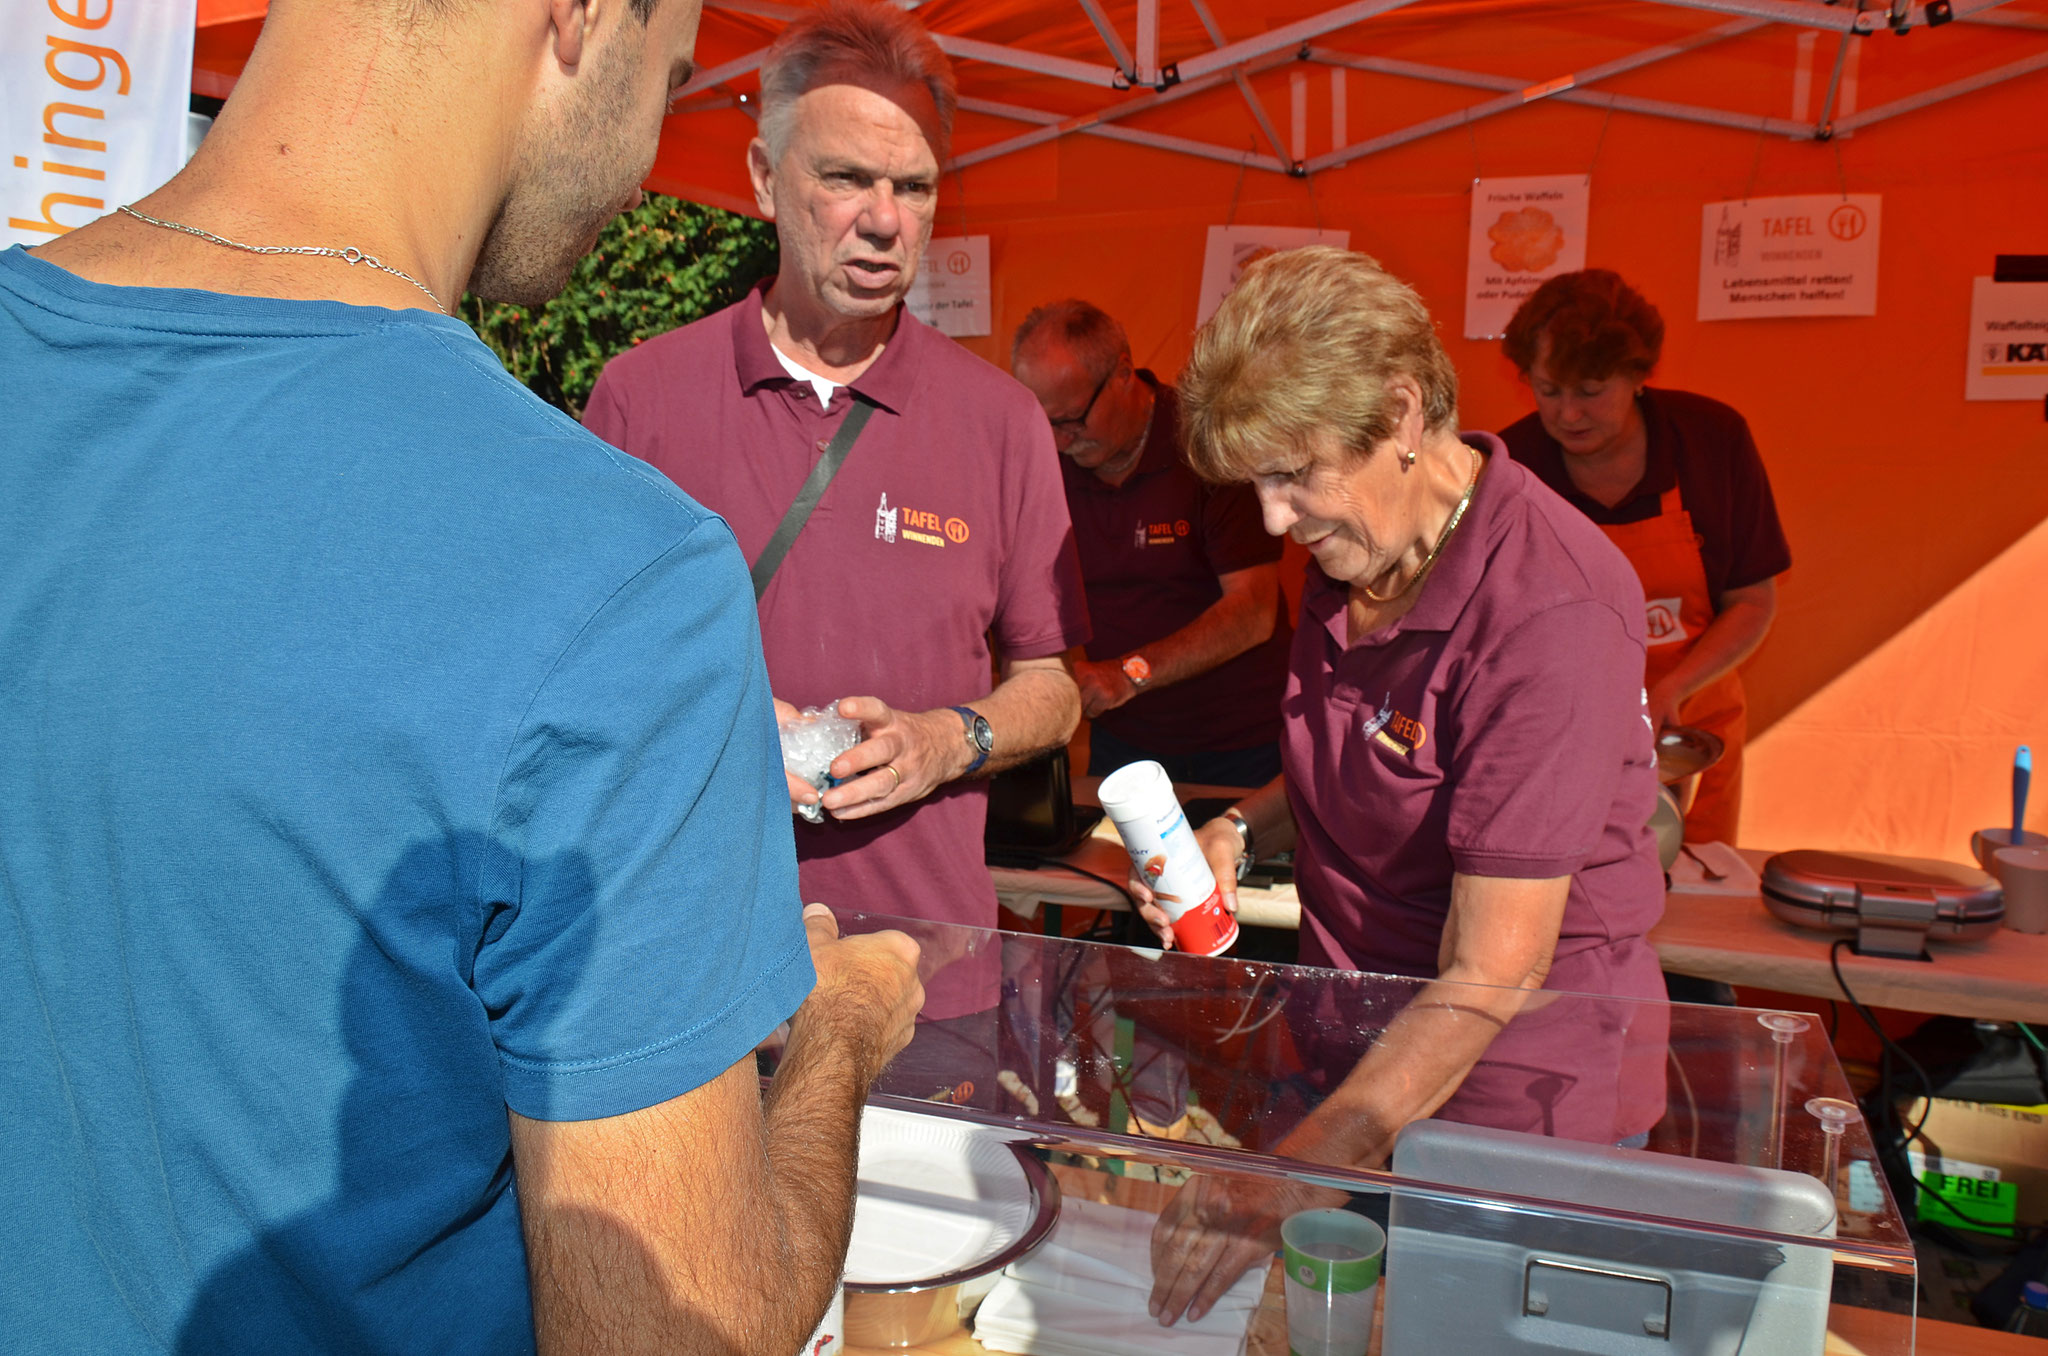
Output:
[875, 492, 965, 548]
[1361, 693, 1426, 755]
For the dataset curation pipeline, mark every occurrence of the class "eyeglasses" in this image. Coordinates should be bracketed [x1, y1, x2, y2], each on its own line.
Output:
[1048, 362, 1118, 435]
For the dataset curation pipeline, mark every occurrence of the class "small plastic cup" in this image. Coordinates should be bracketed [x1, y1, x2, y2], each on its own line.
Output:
[1994, 847, 2048, 934]
[779, 705, 862, 824]
[1281, 1209, 1384, 1356]
[1973, 826, 2048, 873]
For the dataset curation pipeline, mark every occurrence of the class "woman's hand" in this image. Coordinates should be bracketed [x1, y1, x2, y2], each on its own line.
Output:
[1125, 817, 1242, 949]
[1147, 1171, 1346, 1326]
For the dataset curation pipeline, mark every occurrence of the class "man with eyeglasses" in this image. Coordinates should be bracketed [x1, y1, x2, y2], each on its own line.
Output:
[1014, 300, 1293, 788]
[585, 2, 1087, 1051]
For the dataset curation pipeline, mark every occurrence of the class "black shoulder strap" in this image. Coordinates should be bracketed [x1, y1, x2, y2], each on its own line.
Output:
[750, 398, 878, 602]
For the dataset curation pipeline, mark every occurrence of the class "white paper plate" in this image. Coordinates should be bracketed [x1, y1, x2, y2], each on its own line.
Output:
[844, 1105, 1052, 1289]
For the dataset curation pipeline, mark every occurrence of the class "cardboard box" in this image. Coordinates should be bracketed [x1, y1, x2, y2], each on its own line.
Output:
[1907, 1097, 2048, 1234]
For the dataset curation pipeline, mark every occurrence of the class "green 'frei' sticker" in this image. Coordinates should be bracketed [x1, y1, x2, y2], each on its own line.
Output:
[1917, 1170, 2018, 1236]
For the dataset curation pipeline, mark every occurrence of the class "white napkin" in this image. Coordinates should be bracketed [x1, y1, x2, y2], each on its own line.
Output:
[1667, 840, 1760, 896]
[975, 1197, 1263, 1356]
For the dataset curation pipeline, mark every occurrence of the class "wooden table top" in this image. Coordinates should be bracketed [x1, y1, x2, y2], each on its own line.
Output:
[991, 837, 2048, 1024]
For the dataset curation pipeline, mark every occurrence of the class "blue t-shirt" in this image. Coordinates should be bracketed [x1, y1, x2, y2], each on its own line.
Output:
[0, 247, 814, 1353]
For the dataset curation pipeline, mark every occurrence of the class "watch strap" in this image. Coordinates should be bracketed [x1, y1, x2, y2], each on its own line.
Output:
[948, 705, 991, 775]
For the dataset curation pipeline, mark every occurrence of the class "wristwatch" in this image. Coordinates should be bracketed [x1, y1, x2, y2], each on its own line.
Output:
[1120, 654, 1153, 689]
[950, 705, 994, 775]
[1221, 807, 1256, 882]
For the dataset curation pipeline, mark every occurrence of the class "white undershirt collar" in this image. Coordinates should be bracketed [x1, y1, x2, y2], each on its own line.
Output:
[770, 343, 840, 407]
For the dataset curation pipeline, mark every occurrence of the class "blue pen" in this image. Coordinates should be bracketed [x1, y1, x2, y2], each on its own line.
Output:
[2018, 746, 2033, 841]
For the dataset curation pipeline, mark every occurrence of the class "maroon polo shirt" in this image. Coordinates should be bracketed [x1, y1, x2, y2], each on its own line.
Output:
[1062, 376, 1290, 755]
[1499, 388, 1792, 599]
[584, 286, 1089, 1011]
[1282, 440, 1669, 1142]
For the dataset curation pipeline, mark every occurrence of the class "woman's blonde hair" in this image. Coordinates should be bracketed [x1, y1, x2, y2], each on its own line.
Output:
[1179, 247, 1459, 481]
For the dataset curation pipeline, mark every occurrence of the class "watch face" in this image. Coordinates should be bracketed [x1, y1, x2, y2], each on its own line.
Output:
[1121, 655, 1152, 685]
[970, 713, 994, 752]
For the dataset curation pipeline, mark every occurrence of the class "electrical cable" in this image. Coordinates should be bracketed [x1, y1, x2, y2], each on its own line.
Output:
[1830, 939, 2032, 1237]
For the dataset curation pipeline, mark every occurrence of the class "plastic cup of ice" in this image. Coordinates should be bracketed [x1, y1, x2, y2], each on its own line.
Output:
[1281, 1209, 1383, 1356]
[779, 706, 862, 823]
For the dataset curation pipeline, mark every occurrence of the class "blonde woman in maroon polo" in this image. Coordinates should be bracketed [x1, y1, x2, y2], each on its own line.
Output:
[1134, 248, 1671, 1329]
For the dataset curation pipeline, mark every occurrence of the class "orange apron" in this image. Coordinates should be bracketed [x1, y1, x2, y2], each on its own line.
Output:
[1599, 485, 1746, 845]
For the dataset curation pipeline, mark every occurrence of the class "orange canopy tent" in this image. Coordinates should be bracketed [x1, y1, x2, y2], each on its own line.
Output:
[192, 0, 2048, 861]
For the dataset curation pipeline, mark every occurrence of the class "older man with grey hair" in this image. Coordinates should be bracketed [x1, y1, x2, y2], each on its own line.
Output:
[587, 2, 1088, 1054]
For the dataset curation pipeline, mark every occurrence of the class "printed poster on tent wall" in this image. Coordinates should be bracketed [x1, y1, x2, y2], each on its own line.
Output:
[1697, 194, 1881, 321]
[1964, 277, 2048, 401]
[3, 0, 196, 249]
[905, 235, 991, 337]
[1196, 225, 1350, 328]
[1463, 175, 1590, 341]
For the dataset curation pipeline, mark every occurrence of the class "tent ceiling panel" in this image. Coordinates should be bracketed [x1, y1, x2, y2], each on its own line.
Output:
[189, 0, 2048, 213]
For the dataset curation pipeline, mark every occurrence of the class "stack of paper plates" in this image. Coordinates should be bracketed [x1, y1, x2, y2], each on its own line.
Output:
[845, 1104, 1059, 1290]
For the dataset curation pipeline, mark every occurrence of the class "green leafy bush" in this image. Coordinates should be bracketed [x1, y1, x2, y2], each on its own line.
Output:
[463, 193, 778, 419]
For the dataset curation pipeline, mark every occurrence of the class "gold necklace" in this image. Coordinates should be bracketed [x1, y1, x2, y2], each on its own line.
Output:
[116, 205, 446, 312]
[1358, 445, 1483, 605]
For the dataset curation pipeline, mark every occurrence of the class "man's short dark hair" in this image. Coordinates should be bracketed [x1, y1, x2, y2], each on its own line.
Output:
[1013, 299, 1130, 383]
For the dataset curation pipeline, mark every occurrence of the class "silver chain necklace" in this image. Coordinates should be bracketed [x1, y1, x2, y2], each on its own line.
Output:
[116, 204, 446, 312]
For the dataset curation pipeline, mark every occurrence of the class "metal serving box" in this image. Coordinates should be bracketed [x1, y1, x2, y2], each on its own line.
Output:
[1760, 850, 2004, 958]
[1385, 1120, 1839, 1356]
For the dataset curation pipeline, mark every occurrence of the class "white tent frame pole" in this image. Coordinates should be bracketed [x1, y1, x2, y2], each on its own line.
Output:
[960, 95, 1293, 170]
[1305, 15, 1762, 173]
[1233, 69, 1295, 167]
[1636, 0, 2015, 32]
[1174, 0, 1423, 83]
[932, 34, 1123, 87]
[1186, 0, 1229, 47]
[1835, 44, 2048, 132]
[1812, 27, 1859, 138]
[672, 48, 773, 101]
[1308, 47, 1812, 138]
[1074, 0, 1137, 77]
[949, 52, 1296, 170]
[1966, 6, 2048, 28]
[1135, 0, 1161, 85]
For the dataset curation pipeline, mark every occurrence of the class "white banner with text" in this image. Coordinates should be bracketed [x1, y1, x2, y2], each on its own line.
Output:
[1697, 194, 1881, 321]
[4, 0, 195, 248]
[1463, 175, 1590, 340]
[905, 235, 991, 338]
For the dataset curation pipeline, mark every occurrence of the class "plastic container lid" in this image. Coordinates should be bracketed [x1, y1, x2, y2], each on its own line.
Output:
[2023, 1281, 2048, 1310]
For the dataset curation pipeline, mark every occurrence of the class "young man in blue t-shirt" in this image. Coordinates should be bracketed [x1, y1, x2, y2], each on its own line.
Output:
[0, 1, 922, 1352]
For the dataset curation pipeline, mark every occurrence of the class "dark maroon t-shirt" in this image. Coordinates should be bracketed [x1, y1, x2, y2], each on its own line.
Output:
[584, 287, 1090, 1003]
[1062, 376, 1290, 754]
[1283, 440, 1669, 1142]
[1499, 388, 1792, 599]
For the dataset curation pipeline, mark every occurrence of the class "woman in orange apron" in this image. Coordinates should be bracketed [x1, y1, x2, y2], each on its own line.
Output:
[1497, 271, 1789, 844]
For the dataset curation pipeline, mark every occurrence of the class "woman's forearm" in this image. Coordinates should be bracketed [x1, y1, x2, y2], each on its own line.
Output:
[1658, 579, 1777, 708]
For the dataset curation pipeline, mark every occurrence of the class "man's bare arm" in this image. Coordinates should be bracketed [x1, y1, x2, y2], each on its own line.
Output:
[1070, 564, 1281, 719]
[513, 908, 922, 1355]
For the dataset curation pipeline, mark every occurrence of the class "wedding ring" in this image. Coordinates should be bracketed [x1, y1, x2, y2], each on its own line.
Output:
[883, 764, 902, 792]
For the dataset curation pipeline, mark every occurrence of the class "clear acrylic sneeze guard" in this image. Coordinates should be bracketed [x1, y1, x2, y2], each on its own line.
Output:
[760, 912, 1915, 1355]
